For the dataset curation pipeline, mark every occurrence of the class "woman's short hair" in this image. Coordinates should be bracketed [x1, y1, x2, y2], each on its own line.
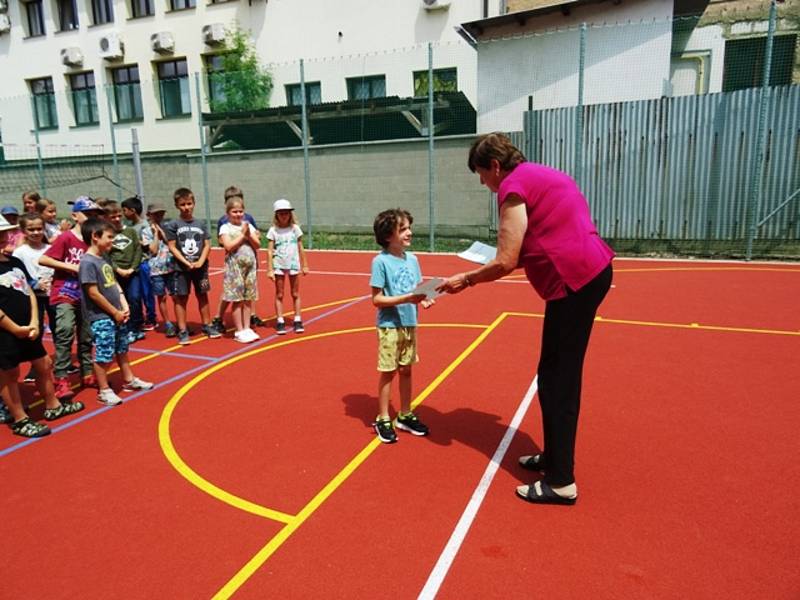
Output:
[467, 133, 526, 173]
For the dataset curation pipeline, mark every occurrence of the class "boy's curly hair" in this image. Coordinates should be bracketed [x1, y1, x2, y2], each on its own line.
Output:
[373, 208, 413, 249]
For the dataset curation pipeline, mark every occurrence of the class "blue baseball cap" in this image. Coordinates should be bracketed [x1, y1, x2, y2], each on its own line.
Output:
[68, 196, 101, 213]
[0, 206, 19, 216]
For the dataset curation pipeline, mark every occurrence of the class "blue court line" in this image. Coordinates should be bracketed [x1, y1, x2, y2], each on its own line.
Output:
[126, 346, 218, 362]
[0, 296, 369, 459]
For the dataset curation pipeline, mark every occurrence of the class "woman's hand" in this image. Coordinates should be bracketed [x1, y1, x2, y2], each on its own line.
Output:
[436, 273, 471, 295]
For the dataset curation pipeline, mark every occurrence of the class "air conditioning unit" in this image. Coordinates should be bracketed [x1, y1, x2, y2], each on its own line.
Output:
[0, 0, 8, 14]
[151, 31, 175, 54]
[99, 32, 124, 60]
[202, 23, 225, 46]
[61, 47, 84, 67]
[422, 0, 450, 10]
[0, 14, 9, 34]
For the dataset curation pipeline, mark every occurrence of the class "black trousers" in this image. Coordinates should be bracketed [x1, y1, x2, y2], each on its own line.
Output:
[537, 263, 612, 487]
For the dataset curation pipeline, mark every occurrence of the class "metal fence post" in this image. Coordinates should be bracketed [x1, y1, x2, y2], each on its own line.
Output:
[300, 59, 313, 248]
[104, 84, 122, 202]
[194, 73, 212, 237]
[575, 22, 587, 187]
[745, 0, 777, 259]
[131, 128, 145, 203]
[28, 95, 47, 195]
[427, 42, 435, 251]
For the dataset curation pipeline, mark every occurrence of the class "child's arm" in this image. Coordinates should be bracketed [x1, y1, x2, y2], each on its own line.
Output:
[247, 227, 261, 251]
[167, 240, 192, 270]
[39, 253, 79, 275]
[266, 240, 275, 280]
[26, 288, 40, 339]
[84, 283, 127, 323]
[371, 286, 425, 308]
[194, 239, 210, 269]
[130, 230, 143, 270]
[297, 238, 309, 275]
[219, 228, 246, 253]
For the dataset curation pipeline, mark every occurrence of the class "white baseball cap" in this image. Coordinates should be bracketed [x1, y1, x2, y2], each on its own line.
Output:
[273, 198, 294, 212]
[0, 215, 17, 232]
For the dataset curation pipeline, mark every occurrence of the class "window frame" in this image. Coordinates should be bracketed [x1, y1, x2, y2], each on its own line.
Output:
[29, 77, 58, 130]
[346, 75, 386, 101]
[156, 58, 191, 118]
[91, 0, 114, 25]
[56, 0, 79, 31]
[24, 0, 46, 37]
[129, 0, 153, 18]
[285, 81, 322, 107]
[722, 34, 797, 92]
[412, 67, 458, 97]
[69, 71, 99, 126]
[169, 0, 195, 10]
[111, 64, 144, 122]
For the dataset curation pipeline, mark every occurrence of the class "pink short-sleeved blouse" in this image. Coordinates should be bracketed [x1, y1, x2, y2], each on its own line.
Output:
[498, 162, 614, 301]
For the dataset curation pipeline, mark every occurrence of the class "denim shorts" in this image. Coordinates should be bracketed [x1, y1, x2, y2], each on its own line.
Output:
[91, 318, 129, 364]
[169, 267, 210, 297]
[150, 273, 172, 297]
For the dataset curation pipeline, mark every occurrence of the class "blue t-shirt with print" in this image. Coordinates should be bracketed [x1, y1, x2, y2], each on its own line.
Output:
[369, 250, 421, 328]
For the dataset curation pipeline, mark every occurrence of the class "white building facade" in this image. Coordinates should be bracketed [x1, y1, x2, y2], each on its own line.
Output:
[0, 0, 497, 154]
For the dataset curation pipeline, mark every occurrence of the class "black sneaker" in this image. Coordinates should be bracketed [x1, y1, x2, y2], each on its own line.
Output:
[293, 320, 304, 333]
[250, 315, 265, 327]
[177, 329, 191, 345]
[66, 364, 80, 375]
[202, 324, 222, 339]
[211, 317, 224, 332]
[23, 369, 36, 383]
[374, 417, 397, 444]
[0, 402, 12, 424]
[394, 412, 429, 436]
[275, 321, 286, 335]
[164, 321, 178, 338]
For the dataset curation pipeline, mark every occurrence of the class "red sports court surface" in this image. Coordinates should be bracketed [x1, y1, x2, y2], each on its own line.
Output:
[2, 250, 798, 599]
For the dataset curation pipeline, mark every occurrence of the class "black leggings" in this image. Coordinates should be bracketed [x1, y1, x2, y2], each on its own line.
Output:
[537, 263, 612, 487]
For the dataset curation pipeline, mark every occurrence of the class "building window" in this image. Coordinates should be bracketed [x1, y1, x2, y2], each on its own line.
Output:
[157, 59, 191, 117]
[24, 0, 46, 37]
[169, 0, 195, 10]
[413, 67, 458, 97]
[205, 54, 226, 110]
[130, 0, 153, 18]
[722, 35, 797, 92]
[69, 72, 99, 126]
[112, 65, 143, 121]
[30, 78, 58, 130]
[56, 0, 79, 31]
[91, 0, 114, 24]
[285, 82, 322, 107]
[346, 75, 386, 101]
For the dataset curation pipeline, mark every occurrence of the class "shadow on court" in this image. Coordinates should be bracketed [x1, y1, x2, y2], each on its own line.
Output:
[342, 393, 542, 483]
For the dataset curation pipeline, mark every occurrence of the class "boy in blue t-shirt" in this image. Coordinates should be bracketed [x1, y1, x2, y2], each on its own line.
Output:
[369, 208, 434, 444]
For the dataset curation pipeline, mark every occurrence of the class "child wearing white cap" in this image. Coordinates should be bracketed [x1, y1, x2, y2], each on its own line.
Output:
[266, 199, 309, 335]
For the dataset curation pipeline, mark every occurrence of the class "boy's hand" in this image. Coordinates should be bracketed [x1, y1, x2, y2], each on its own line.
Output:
[302, 266, 309, 276]
[27, 325, 39, 340]
[114, 309, 128, 324]
[117, 267, 134, 278]
[267, 270, 275, 281]
[408, 293, 427, 304]
[59, 219, 72, 231]
[14, 325, 32, 339]
[421, 298, 435, 309]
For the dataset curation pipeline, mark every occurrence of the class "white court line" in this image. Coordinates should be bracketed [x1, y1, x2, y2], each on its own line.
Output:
[418, 375, 538, 600]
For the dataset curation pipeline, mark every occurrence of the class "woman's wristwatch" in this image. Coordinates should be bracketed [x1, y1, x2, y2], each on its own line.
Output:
[463, 273, 474, 287]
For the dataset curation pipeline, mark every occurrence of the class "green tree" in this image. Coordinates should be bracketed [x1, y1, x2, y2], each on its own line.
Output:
[208, 27, 273, 112]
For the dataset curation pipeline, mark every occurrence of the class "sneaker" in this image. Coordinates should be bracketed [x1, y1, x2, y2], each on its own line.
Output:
[234, 330, 254, 344]
[23, 368, 36, 383]
[10, 417, 51, 438]
[244, 328, 260, 342]
[82, 374, 98, 389]
[275, 321, 286, 335]
[0, 402, 12, 424]
[122, 377, 154, 392]
[54, 377, 75, 401]
[211, 317, 224, 332]
[374, 417, 397, 444]
[97, 388, 123, 406]
[177, 329, 191, 345]
[164, 321, 178, 338]
[293, 320, 305, 334]
[127, 330, 146, 344]
[202, 323, 221, 339]
[394, 411, 429, 436]
[44, 400, 85, 421]
[250, 315, 265, 327]
[142, 321, 157, 331]
[66, 364, 80, 375]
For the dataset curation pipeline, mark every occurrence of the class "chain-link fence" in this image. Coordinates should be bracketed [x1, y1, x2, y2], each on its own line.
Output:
[1, 4, 797, 258]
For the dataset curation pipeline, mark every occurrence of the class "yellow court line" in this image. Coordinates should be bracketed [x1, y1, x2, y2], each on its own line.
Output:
[205, 315, 508, 599]
[506, 311, 800, 337]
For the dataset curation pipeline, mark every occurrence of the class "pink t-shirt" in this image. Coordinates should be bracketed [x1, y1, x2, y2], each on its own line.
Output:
[498, 162, 614, 301]
[43, 229, 87, 305]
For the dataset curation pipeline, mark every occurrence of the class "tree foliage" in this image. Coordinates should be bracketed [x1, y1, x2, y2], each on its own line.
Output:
[208, 27, 273, 112]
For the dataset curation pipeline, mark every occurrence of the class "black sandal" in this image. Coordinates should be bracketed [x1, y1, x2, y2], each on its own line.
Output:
[518, 454, 546, 471]
[516, 480, 577, 505]
[10, 418, 51, 438]
[44, 401, 86, 422]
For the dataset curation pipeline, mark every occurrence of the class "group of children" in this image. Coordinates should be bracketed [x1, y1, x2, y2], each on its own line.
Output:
[2, 188, 432, 448]
[0, 186, 311, 438]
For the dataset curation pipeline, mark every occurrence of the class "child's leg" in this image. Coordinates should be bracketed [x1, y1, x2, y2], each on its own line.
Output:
[93, 361, 111, 390]
[115, 352, 135, 382]
[242, 301, 252, 328]
[289, 274, 302, 320]
[377, 370, 395, 420]
[139, 262, 156, 324]
[156, 293, 170, 323]
[215, 299, 230, 321]
[231, 301, 244, 332]
[398, 365, 413, 414]
[274, 275, 285, 321]
[0, 367, 26, 422]
[123, 273, 144, 332]
[197, 292, 211, 325]
[52, 303, 76, 378]
[77, 310, 94, 378]
[174, 295, 189, 330]
[31, 356, 61, 410]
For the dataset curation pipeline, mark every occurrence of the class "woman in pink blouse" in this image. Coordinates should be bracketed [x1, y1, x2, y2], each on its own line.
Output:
[438, 133, 614, 505]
